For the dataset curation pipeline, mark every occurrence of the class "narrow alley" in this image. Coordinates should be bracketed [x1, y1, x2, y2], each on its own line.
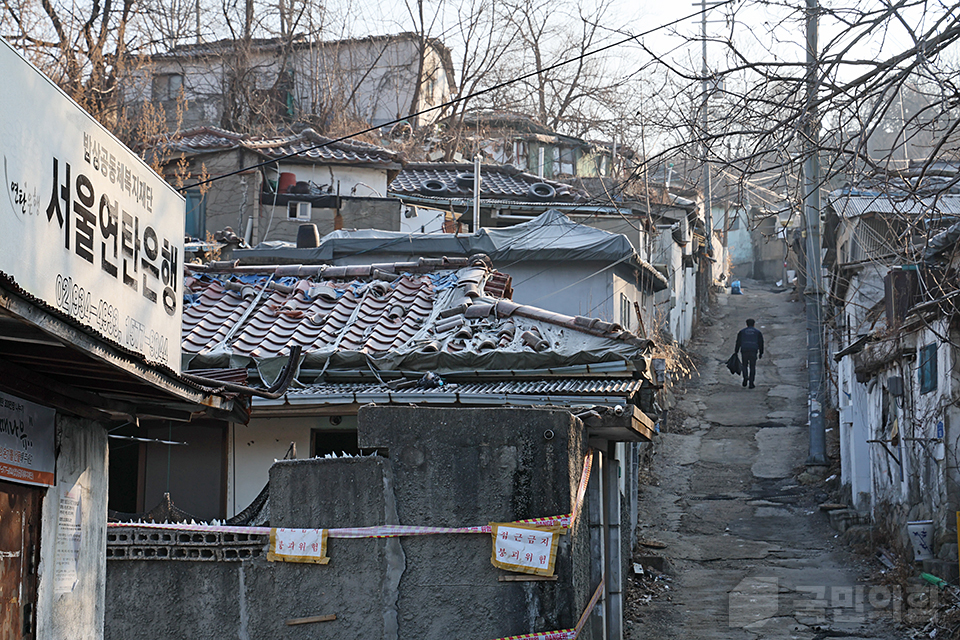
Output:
[627, 280, 906, 640]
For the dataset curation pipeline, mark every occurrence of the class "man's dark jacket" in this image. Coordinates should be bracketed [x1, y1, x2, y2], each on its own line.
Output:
[735, 326, 764, 356]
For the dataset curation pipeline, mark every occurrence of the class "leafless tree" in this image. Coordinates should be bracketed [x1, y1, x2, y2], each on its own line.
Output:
[488, 0, 643, 140]
[1, 0, 138, 127]
[631, 0, 960, 205]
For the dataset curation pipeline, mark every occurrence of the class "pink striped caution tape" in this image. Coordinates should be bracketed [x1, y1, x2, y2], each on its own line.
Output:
[108, 451, 595, 539]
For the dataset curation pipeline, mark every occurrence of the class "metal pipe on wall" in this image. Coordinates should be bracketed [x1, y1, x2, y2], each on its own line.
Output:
[587, 453, 606, 639]
[603, 444, 623, 639]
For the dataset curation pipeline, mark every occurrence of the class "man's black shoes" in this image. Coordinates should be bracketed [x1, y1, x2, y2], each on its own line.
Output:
[742, 379, 747, 387]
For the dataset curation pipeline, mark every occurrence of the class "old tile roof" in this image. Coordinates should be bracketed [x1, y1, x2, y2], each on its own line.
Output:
[158, 127, 401, 167]
[389, 163, 584, 202]
[154, 32, 447, 60]
[183, 255, 650, 374]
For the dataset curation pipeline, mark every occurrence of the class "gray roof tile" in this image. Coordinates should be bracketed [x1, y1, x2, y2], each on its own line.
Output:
[389, 162, 584, 201]
[159, 127, 400, 167]
[183, 259, 650, 374]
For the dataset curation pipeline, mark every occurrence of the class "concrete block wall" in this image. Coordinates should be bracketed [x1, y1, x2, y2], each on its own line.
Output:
[105, 406, 597, 640]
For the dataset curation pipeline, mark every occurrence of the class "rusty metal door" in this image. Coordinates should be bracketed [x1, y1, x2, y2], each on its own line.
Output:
[0, 480, 42, 640]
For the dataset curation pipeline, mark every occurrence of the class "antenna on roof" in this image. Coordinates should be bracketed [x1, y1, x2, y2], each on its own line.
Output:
[474, 153, 482, 233]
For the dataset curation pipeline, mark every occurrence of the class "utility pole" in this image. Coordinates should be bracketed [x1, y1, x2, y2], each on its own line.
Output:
[803, 0, 827, 465]
[700, 0, 714, 271]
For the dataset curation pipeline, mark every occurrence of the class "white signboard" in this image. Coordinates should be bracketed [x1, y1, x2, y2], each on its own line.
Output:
[267, 528, 330, 564]
[0, 391, 55, 486]
[490, 522, 561, 576]
[54, 484, 82, 594]
[0, 37, 184, 372]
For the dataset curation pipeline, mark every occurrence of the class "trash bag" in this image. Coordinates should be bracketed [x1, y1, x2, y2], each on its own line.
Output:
[726, 353, 741, 375]
[731, 280, 742, 294]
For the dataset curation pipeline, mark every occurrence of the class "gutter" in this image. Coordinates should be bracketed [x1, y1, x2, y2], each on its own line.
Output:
[254, 391, 635, 409]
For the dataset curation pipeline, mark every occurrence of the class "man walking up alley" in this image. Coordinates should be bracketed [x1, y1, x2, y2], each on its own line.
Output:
[735, 319, 764, 388]
[629, 279, 902, 640]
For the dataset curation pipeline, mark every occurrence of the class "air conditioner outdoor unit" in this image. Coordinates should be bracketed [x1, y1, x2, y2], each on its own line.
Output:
[288, 201, 311, 221]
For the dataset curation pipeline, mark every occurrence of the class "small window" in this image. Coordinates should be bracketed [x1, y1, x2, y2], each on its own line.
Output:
[287, 201, 311, 221]
[152, 73, 183, 101]
[184, 190, 205, 239]
[919, 343, 937, 394]
[729, 213, 740, 230]
[619, 293, 631, 330]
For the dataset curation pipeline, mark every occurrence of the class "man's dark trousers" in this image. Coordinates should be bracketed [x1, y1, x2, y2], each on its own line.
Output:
[741, 350, 758, 386]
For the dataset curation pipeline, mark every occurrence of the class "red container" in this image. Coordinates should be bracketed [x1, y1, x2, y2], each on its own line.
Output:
[277, 172, 297, 193]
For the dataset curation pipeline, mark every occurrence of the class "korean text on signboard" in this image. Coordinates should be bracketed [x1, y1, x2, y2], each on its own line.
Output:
[490, 522, 561, 576]
[0, 391, 55, 487]
[0, 37, 184, 372]
[267, 528, 330, 565]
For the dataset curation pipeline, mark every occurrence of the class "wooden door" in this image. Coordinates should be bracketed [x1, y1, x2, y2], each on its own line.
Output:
[0, 480, 42, 640]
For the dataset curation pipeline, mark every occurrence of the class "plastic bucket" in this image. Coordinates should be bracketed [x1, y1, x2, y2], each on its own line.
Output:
[906, 520, 935, 560]
[278, 172, 297, 193]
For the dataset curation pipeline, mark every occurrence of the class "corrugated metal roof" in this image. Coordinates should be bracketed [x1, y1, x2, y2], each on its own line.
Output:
[255, 377, 643, 407]
[0, 273, 244, 422]
[827, 190, 960, 218]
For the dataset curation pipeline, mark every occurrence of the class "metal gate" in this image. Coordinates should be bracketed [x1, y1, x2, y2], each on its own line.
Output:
[0, 480, 42, 640]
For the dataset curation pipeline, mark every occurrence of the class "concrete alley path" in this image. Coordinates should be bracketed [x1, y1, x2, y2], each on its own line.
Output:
[626, 280, 901, 640]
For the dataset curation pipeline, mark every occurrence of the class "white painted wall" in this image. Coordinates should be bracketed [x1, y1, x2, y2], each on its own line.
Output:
[717, 206, 755, 270]
[838, 355, 871, 511]
[36, 416, 108, 640]
[400, 206, 446, 234]
[227, 414, 360, 517]
[651, 231, 696, 345]
[270, 163, 389, 198]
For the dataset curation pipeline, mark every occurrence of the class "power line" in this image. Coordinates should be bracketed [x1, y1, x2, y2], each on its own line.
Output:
[174, 0, 737, 192]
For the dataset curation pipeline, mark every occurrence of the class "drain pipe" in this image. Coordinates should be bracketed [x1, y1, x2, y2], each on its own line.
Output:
[587, 454, 605, 638]
[603, 443, 623, 639]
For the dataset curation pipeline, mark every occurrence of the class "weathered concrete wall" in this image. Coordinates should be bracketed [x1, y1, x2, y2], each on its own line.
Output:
[105, 406, 597, 640]
[358, 406, 592, 639]
[226, 413, 364, 517]
[127, 36, 450, 131]
[36, 416, 108, 640]
[752, 216, 786, 281]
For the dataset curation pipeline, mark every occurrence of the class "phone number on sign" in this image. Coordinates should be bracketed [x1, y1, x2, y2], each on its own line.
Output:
[55, 274, 169, 365]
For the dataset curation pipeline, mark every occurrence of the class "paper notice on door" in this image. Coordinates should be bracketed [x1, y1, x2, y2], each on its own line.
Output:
[54, 485, 82, 594]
